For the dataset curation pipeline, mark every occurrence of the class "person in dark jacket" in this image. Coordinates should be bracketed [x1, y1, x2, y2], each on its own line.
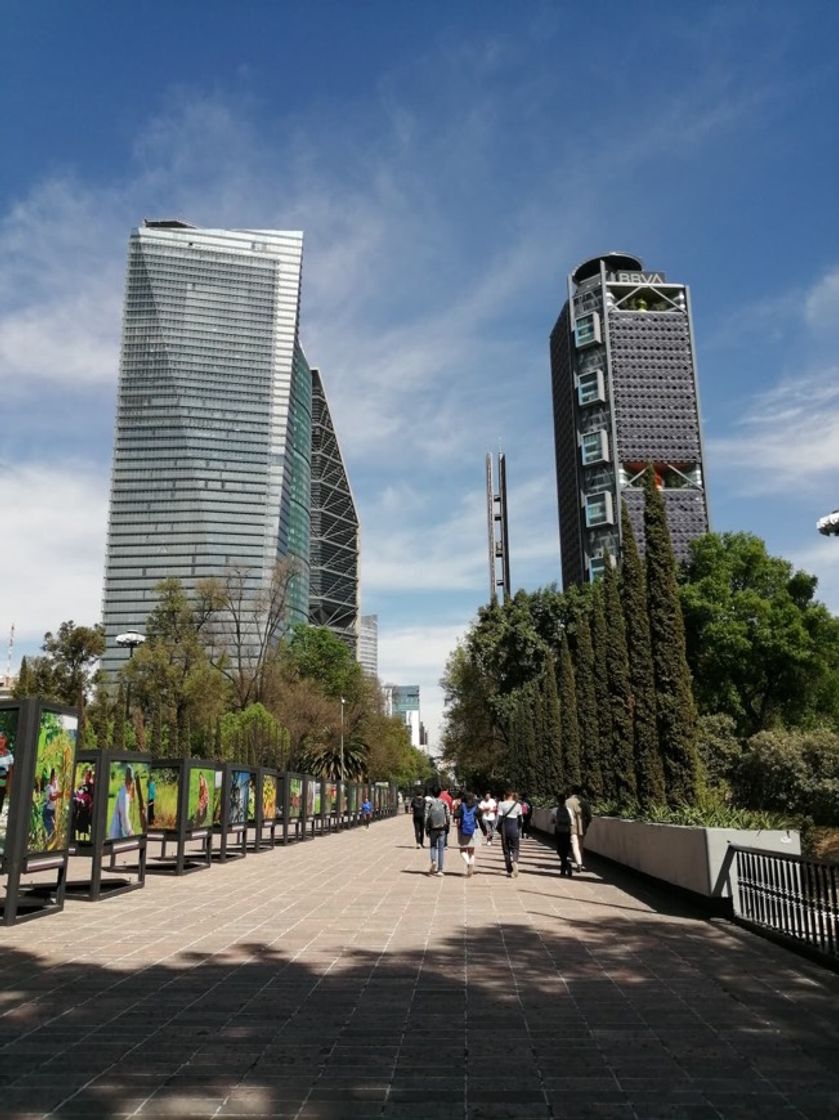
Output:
[551, 795, 574, 878]
[409, 788, 426, 847]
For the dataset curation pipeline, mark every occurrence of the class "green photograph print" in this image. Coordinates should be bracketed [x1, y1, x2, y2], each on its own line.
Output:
[29, 710, 78, 854]
[247, 777, 256, 822]
[213, 770, 223, 826]
[149, 766, 179, 831]
[289, 776, 303, 819]
[107, 760, 150, 839]
[0, 708, 19, 857]
[71, 762, 96, 844]
[186, 767, 214, 830]
[262, 774, 277, 820]
[325, 781, 337, 813]
[229, 770, 250, 826]
[312, 783, 322, 816]
[347, 785, 357, 813]
[305, 779, 314, 818]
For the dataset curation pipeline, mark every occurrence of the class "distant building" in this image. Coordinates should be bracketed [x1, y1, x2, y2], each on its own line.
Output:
[358, 615, 378, 677]
[386, 684, 421, 748]
[308, 369, 360, 654]
[549, 251, 709, 586]
[102, 219, 357, 675]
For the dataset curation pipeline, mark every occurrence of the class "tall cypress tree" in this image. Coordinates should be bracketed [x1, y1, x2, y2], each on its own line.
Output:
[643, 466, 701, 805]
[620, 502, 666, 806]
[573, 609, 603, 800]
[591, 584, 614, 800]
[542, 654, 565, 796]
[519, 685, 539, 796]
[603, 559, 637, 804]
[558, 632, 581, 787]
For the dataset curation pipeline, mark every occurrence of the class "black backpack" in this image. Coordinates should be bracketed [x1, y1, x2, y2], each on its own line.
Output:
[410, 795, 425, 816]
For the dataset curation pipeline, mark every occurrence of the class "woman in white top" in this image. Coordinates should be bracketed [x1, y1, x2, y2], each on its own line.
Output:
[108, 770, 134, 839]
[478, 792, 497, 845]
[496, 789, 523, 877]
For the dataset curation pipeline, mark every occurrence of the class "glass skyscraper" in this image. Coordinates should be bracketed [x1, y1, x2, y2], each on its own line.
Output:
[101, 219, 311, 674]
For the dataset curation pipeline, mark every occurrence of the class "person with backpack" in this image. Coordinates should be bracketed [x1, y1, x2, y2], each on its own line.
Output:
[566, 785, 590, 872]
[424, 784, 450, 876]
[409, 788, 426, 848]
[551, 794, 574, 877]
[454, 791, 481, 876]
[497, 788, 523, 878]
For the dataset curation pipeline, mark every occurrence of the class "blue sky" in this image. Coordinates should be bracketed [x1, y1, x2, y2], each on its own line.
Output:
[2, 1, 839, 743]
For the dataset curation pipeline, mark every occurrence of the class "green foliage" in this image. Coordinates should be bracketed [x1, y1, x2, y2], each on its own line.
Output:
[558, 633, 581, 789]
[592, 791, 795, 830]
[572, 602, 602, 799]
[285, 624, 364, 703]
[681, 532, 839, 735]
[732, 727, 839, 825]
[540, 654, 564, 796]
[590, 584, 613, 797]
[620, 502, 664, 806]
[603, 559, 636, 802]
[220, 703, 287, 768]
[643, 467, 700, 805]
[696, 712, 741, 794]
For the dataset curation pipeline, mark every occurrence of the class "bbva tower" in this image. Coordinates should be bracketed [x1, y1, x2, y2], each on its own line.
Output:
[101, 220, 358, 676]
[549, 251, 709, 588]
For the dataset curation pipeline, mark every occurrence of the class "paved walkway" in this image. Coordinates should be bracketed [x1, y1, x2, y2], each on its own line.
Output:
[2, 817, 838, 1120]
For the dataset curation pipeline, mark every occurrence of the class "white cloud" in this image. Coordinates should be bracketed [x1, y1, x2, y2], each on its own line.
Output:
[804, 267, 839, 328]
[0, 462, 108, 652]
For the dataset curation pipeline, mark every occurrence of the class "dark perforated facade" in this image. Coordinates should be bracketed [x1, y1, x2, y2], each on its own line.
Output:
[549, 253, 709, 586]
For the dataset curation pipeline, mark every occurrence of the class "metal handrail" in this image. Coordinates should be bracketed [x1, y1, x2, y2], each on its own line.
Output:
[728, 843, 839, 963]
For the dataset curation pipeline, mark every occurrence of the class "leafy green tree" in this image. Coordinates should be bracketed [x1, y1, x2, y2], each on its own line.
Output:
[603, 559, 636, 803]
[558, 633, 581, 788]
[644, 467, 700, 805]
[15, 622, 106, 745]
[283, 624, 365, 704]
[440, 644, 507, 787]
[220, 703, 287, 768]
[124, 579, 226, 756]
[620, 502, 665, 806]
[681, 532, 839, 735]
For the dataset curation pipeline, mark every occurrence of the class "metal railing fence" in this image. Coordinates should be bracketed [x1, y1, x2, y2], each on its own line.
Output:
[731, 845, 838, 964]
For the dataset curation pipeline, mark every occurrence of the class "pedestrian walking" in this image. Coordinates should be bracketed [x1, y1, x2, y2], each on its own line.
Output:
[409, 788, 426, 847]
[497, 788, 523, 878]
[478, 792, 497, 845]
[551, 795, 574, 877]
[520, 796, 532, 839]
[565, 786, 589, 872]
[361, 795, 373, 828]
[454, 791, 481, 876]
[424, 784, 450, 876]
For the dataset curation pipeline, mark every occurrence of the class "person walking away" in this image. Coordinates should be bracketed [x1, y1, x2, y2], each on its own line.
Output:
[551, 795, 574, 877]
[439, 786, 453, 851]
[361, 795, 373, 828]
[520, 796, 532, 839]
[565, 786, 588, 872]
[497, 788, 523, 877]
[424, 785, 450, 876]
[479, 792, 497, 845]
[454, 792, 481, 876]
[409, 788, 426, 847]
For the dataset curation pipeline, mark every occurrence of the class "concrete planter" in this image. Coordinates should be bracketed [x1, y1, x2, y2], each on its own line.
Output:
[531, 807, 799, 900]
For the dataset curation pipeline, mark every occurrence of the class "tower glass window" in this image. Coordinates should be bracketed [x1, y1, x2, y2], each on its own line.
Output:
[580, 430, 609, 466]
[577, 369, 605, 406]
[584, 491, 614, 528]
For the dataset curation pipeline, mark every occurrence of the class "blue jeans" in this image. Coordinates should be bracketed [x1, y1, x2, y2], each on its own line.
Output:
[429, 829, 446, 871]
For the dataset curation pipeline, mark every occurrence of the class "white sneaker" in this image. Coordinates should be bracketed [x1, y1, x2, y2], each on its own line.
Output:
[428, 865, 436, 876]
[436, 870, 444, 877]
[512, 865, 519, 878]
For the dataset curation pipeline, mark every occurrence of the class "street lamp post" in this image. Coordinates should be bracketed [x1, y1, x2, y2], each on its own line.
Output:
[116, 631, 146, 723]
[339, 696, 346, 783]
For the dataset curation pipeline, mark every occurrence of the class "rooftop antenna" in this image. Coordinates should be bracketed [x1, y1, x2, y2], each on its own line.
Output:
[6, 622, 14, 685]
